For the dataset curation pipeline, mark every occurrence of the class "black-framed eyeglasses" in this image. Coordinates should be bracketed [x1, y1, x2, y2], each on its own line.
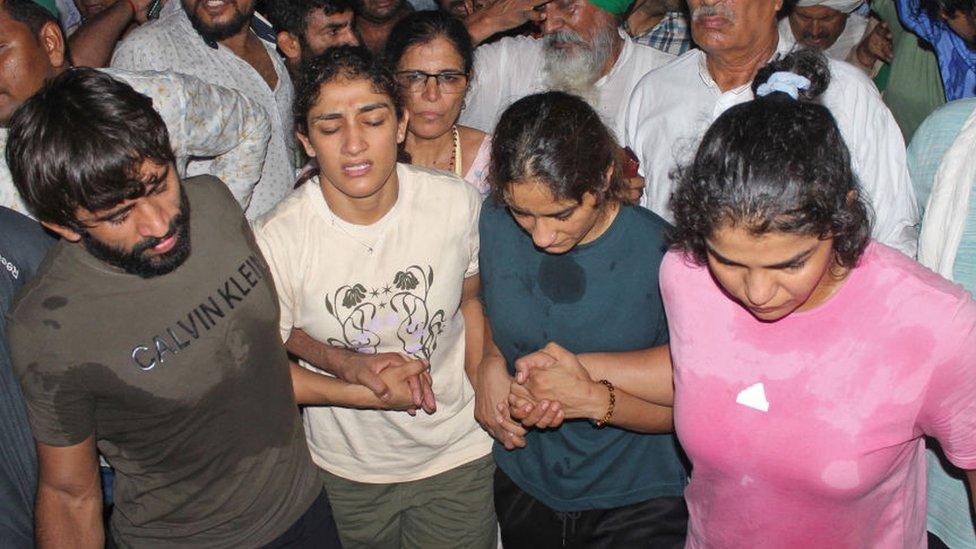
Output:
[395, 70, 469, 94]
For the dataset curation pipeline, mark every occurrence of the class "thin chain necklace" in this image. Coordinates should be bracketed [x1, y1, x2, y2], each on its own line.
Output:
[323, 189, 381, 255]
[328, 208, 375, 255]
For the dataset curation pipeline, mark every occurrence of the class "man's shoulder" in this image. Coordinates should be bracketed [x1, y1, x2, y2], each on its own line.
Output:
[184, 175, 246, 220]
[640, 48, 700, 81]
[625, 40, 678, 72]
[111, 11, 196, 68]
[99, 69, 203, 112]
[5, 242, 76, 334]
[0, 207, 52, 249]
[823, 57, 882, 99]
[915, 98, 976, 145]
[116, 12, 184, 49]
[630, 48, 702, 106]
[0, 208, 55, 285]
[475, 33, 543, 66]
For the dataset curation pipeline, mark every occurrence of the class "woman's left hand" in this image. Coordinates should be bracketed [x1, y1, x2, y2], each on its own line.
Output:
[508, 381, 565, 429]
[513, 343, 606, 421]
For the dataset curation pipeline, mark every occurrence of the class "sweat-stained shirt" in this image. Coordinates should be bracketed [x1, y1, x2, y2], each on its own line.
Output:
[6, 176, 320, 548]
[253, 164, 492, 483]
[661, 242, 976, 548]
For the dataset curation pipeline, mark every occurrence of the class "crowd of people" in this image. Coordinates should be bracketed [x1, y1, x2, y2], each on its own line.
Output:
[0, 0, 975, 547]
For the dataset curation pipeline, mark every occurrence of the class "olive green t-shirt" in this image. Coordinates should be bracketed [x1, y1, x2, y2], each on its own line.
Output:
[7, 176, 320, 548]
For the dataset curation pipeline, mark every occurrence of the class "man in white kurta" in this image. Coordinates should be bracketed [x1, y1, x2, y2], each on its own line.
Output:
[626, 0, 919, 256]
[778, 0, 870, 61]
[460, 0, 674, 139]
[111, 1, 294, 220]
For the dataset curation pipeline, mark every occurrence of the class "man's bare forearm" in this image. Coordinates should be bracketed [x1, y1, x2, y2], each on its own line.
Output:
[35, 478, 102, 548]
[69, 1, 135, 68]
[286, 329, 354, 377]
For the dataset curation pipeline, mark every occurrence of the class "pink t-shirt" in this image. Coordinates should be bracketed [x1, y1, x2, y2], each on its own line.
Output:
[661, 242, 976, 548]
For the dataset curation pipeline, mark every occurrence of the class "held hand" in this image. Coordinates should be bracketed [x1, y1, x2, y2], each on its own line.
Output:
[515, 342, 602, 420]
[375, 360, 432, 411]
[338, 352, 436, 415]
[474, 356, 527, 450]
[338, 351, 405, 400]
[401, 357, 437, 416]
[508, 381, 565, 429]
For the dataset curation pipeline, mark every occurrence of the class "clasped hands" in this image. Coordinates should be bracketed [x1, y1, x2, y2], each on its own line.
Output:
[476, 342, 606, 450]
[337, 351, 437, 416]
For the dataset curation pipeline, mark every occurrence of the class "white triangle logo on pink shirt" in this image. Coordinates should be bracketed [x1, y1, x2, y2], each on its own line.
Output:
[736, 382, 770, 412]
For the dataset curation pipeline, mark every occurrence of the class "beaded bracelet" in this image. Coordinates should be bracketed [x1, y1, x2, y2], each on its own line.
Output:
[594, 379, 615, 428]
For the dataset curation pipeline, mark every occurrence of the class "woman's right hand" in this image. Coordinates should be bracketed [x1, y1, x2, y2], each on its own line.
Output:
[474, 356, 527, 449]
[376, 360, 433, 411]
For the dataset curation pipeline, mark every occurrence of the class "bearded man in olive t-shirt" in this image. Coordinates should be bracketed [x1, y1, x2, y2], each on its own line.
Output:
[1, 69, 354, 548]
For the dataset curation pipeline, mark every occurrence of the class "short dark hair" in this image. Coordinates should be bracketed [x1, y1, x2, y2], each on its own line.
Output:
[0, 0, 73, 64]
[6, 67, 176, 229]
[488, 91, 627, 205]
[293, 45, 401, 136]
[384, 10, 475, 75]
[920, 0, 974, 20]
[265, 0, 353, 37]
[668, 49, 871, 269]
[1, 0, 57, 35]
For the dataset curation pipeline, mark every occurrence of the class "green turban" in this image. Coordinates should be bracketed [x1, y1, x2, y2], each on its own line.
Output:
[30, 0, 60, 18]
[587, 0, 633, 15]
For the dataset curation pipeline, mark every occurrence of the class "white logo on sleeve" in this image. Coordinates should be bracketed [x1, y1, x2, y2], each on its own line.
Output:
[736, 382, 769, 412]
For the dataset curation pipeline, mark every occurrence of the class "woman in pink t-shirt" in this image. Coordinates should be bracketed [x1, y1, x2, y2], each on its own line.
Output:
[509, 49, 976, 547]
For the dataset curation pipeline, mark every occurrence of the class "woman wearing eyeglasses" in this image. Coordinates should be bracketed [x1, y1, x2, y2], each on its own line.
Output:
[385, 11, 492, 194]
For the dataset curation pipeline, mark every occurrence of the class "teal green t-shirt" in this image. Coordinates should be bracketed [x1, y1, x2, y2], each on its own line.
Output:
[479, 201, 688, 512]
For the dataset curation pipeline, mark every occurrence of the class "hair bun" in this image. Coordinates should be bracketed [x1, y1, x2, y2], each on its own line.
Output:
[752, 48, 830, 102]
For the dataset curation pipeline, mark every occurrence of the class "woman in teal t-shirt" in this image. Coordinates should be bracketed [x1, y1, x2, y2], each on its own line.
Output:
[474, 91, 689, 548]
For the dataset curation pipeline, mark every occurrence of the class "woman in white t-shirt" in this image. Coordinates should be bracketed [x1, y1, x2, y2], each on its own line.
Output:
[253, 46, 495, 548]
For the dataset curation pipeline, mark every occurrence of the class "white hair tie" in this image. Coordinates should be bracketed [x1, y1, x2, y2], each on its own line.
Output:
[755, 71, 811, 100]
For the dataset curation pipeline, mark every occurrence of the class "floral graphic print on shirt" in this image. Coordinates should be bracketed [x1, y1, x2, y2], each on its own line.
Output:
[324, 264, 445, 361]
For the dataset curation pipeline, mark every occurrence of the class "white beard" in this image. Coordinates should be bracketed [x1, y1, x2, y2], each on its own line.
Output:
[543, 25, 616, 106]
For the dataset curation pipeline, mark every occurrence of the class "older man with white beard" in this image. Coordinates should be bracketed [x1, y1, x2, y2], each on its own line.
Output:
[459, 0, 674, 139]
[626, 0, 920, 256]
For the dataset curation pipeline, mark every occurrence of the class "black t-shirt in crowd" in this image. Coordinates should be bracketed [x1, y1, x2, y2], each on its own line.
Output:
[0, 207, 54, 549]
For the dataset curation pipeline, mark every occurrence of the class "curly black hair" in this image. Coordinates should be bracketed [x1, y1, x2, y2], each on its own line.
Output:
[293, 45, 402, 136]
[488, 91, 627, 206]
[668, 49, 872, 269]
